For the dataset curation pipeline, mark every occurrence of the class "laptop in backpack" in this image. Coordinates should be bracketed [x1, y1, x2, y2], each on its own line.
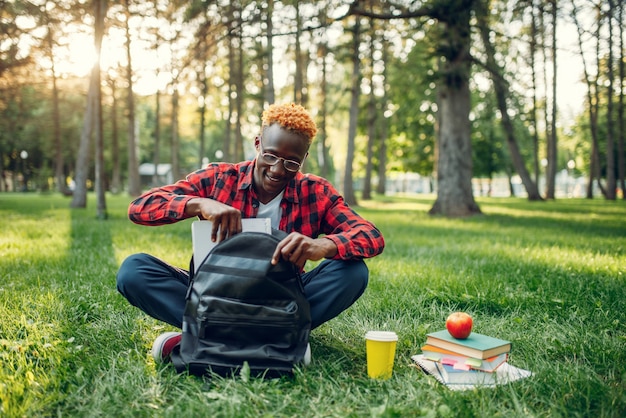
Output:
[190, 219, 271, 273]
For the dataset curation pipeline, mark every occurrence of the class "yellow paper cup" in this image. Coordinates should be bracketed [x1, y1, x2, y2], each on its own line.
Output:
[365, 331, 398, 379]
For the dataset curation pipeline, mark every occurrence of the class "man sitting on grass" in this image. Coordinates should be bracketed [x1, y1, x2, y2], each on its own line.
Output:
[116, 103, 385, 363]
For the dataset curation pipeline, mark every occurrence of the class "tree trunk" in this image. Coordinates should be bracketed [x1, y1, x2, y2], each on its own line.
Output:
[234, 20, 244, 162]
[362, 94, 375, 200]
[605, 0, 616, 200]
[125, 0, 140, 196]
[572, 0, 606, 198]
[235, 22, 246, 161]
[376, 36, 389, 195]
[362, 21, 376, 200]
[476, 4, 542, 201]
[589, 139, 602, 198]
[618, 0, 625, 198]
[0, 152, 5, 192]
[429, 1, 481, 216]
[70, 65, 96, 208]
[93, 0, 107, 219]
[110, 77, 121, 194]
[226, 2, 244, 162]
[530, 1, 540, 186]
[294, 2, 303, 104]
[265, 0, 275, 105]
[171, 87, 180, 179]
[199, 71, 207, 167]
[152, 89, 161, 184]
[592, 8, 607, 198]
[317, 41, 330, 178]
[501, 169, 510, 197]
[429, 71, 480, 216]
[47, 27, 66, 194]
[224, 3, 234, 162]
[540, 6, 555, 199]
[152, 0, 161, 183]
[546, 0, 558, 199]
[343, 17, 360, 206]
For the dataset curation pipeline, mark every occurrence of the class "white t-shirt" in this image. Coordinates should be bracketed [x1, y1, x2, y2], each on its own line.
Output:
[257, 191, 284, 229]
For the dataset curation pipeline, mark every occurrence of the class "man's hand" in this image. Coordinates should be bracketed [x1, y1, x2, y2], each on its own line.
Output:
[271, 232, 338, 269]
[185, 198, 242, 242]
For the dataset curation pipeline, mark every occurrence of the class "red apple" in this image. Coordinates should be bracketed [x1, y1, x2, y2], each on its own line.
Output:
[446, 312, 473, 339]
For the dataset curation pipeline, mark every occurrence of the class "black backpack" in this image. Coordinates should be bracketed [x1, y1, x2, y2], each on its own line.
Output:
[171, 230, 311, 377]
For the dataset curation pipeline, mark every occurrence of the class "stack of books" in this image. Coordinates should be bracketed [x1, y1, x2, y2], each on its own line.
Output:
[414, 329, 512, 386]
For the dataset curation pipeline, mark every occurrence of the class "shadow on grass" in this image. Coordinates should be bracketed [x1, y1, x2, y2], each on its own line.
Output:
[0, 194, 157, 415]
[369, 200, 625, 261]
[66, 201, 174, 361]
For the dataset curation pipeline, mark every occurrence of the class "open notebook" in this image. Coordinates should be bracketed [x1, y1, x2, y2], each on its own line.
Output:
[412, 354, 532, 391]
[191, 219, 271, 272]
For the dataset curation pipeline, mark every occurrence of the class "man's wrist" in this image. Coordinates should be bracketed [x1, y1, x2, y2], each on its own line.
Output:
[321, 237, 338, 258]
[184, 198, 203, 217]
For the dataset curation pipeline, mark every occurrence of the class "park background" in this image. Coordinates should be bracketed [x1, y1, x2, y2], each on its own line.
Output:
[1, 0, 624, 213]
[1, 0, 626, 416]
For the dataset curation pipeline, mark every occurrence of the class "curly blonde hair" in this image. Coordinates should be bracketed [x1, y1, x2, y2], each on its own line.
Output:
[261, 103, 317, 145]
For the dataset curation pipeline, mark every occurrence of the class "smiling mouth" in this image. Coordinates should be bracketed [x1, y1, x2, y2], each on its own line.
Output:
[265, 173, 283, 183]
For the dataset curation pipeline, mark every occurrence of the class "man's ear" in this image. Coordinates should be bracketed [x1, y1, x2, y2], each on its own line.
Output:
[254, 135, 261, 150]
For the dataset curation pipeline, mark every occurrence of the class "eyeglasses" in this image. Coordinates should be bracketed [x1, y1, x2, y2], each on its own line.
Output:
[258, 141, 303, 172]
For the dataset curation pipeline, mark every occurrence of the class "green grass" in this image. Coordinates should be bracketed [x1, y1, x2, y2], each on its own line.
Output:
[1, 192, 625, 417]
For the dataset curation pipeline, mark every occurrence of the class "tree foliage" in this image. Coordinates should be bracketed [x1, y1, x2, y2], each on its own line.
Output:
[0, 0, 623, 211]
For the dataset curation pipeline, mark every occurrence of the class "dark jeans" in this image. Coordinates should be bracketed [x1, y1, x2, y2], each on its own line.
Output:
[116, 253, 369, 330]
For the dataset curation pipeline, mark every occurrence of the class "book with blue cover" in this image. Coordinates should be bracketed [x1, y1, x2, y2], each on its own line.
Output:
[412, 354, 532, 390]
[420, 344, 508, 372]
[437, 363, 497, 385]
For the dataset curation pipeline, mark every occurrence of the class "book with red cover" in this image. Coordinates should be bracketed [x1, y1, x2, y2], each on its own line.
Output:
[420, 344, 508, 372]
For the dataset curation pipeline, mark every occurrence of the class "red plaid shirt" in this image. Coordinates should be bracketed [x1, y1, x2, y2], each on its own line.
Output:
[128, 160, 384, 260]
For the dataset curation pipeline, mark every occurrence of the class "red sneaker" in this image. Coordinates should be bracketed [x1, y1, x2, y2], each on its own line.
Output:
[151, 332, 181, 363]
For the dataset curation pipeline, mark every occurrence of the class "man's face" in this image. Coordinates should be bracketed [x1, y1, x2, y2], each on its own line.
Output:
[253, 123, 309, 203]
